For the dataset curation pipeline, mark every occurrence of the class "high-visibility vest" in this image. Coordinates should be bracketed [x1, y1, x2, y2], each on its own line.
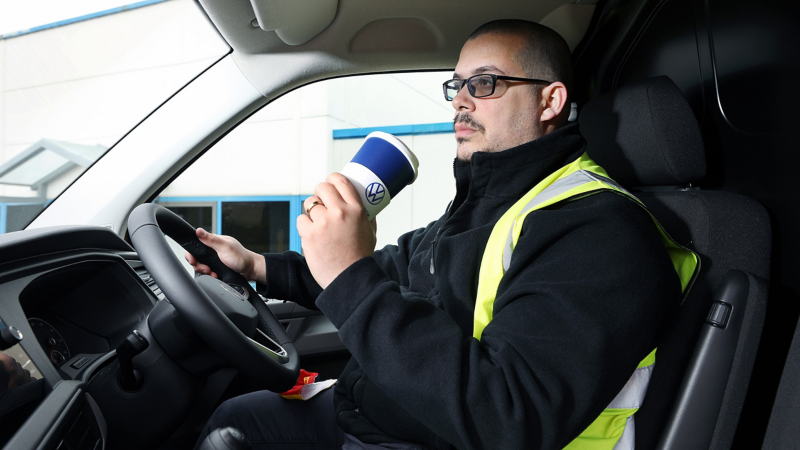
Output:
[473, 152, 699, 449]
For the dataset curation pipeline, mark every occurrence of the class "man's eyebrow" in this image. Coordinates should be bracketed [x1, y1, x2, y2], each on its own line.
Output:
[473, 65, 506, 75]
[453, 65, 506, 79]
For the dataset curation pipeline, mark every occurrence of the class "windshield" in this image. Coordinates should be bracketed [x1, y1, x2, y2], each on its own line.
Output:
[0, 0, 229, 234]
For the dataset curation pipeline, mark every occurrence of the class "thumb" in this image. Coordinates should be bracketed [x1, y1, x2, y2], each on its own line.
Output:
[196, 228, 220, 250]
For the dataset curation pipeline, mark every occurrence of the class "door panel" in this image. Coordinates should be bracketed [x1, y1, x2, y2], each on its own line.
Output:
[266, 301, 347, 357]
[4, 380, 106, 450]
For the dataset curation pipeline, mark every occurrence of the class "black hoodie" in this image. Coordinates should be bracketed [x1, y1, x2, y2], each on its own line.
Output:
[261, 123, 680, 449]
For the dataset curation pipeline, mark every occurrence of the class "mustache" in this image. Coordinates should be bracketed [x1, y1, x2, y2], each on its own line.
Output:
[453, 113, 485, 133]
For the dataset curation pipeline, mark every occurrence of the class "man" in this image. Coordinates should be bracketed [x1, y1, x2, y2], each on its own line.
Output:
[190, 20, 681, 449]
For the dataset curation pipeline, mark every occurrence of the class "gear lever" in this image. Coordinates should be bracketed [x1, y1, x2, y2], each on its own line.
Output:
[117, 329, 149, 391]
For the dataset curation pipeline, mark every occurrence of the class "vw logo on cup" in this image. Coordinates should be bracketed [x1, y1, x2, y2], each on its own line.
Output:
[339, 131, 419, 218]
[365, 182, 386, 205]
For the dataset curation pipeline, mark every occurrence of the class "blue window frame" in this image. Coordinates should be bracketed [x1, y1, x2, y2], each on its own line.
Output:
[0, 202, 49, 234]
[155, 195, 304, 253]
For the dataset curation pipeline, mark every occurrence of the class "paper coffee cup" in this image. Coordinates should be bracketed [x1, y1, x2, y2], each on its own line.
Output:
[339, 131, 419, 218]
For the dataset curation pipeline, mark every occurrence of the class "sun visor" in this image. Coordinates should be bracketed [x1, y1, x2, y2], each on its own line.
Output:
[249, 0, 339, 46]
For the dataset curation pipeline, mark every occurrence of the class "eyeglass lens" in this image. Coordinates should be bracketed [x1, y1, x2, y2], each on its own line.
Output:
[444, 75, 496, 101]
[468, 75, 495, 98]
[444, 82, 460, 101]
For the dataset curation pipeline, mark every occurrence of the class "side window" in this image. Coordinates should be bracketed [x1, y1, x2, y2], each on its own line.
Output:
[158, 71, 455, 256]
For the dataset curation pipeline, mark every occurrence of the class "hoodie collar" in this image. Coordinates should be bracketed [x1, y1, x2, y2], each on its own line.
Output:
[453, 122, 587, 200]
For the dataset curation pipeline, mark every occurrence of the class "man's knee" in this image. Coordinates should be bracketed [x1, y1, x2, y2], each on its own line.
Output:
[206, 397, 240, 431]
[207, 391, 276, 430]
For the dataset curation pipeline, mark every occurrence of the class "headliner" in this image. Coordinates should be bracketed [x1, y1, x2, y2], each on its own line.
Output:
[198, 0, 595, 99]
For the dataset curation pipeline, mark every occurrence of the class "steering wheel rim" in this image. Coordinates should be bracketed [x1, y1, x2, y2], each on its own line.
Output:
[128, 203, 299, 392]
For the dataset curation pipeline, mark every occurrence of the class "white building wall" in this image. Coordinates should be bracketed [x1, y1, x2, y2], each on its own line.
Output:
[339, 73, 453, 128]
[1, 0, 458, 248]
[161, 71, 455, 202]
[0, 0, 228, 198]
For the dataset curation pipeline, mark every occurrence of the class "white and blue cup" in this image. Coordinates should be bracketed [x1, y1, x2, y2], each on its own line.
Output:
[339, 131, 419, 218]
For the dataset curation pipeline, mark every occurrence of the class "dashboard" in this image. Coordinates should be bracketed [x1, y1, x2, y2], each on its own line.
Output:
[0, 226, 157, 449]
[16, 258, 157, 380]
[0, 224, 345, 449]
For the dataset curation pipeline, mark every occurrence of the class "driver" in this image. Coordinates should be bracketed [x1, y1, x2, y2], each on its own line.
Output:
[189, 20, 683, 450]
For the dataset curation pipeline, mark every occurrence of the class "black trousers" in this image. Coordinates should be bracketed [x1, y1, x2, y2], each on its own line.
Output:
[194, 388, 422, 450]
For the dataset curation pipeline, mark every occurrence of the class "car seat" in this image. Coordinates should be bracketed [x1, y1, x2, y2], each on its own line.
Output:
[579, 76, 771, 449]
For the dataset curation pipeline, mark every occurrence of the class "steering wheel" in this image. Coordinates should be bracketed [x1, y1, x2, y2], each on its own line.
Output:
[127, 203, 299, 391]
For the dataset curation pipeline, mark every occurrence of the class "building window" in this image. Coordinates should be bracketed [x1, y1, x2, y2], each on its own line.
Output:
[156, 197, 300, 254]
[1, 203, 46, 233]
[160, 202, 216, 234]
[221, 201, 290, 254]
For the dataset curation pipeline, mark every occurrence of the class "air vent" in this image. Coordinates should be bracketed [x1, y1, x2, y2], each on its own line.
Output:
[136, 269, 166, 301]
[56, 409, 102, 450]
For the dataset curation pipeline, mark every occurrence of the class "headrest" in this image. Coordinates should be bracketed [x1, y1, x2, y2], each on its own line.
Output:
[579, 76, 706, 187]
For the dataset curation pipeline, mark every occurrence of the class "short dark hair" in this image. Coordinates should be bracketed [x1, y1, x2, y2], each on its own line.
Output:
[468, 19, 573, 95]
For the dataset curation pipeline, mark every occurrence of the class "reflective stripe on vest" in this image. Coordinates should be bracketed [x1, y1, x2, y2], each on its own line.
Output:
[473, 153, 699, 450]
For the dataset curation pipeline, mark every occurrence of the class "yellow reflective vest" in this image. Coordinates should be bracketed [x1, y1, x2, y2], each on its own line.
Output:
[473, 153, 699, 449]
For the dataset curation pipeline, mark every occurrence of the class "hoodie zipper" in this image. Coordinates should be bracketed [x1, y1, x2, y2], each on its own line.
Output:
[429, 218, 445, 274]
[430, 160, 467, 274]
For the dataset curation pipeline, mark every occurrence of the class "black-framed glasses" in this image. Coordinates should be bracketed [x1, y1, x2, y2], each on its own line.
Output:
[442, 74, 552, 101]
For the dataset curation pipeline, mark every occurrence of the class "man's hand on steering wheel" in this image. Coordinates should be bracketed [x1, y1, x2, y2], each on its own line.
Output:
[184, 228, 266, 284]
[130, 204, 300, 391]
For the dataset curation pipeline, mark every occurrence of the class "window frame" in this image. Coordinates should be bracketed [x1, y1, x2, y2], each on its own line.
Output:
[155, 196, 303, 253]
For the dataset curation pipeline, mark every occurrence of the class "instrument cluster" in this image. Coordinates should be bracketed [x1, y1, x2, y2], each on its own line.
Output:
[27, 318, 71, 368]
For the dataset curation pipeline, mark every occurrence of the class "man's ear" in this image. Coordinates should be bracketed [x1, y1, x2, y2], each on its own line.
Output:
[538, 82, 568, 124]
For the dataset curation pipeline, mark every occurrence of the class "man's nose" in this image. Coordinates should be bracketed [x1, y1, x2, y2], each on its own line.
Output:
[451, 85, 475, 111]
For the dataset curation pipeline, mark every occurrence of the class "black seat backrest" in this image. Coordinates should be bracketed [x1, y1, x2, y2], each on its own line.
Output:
[579, 76, 771, 449]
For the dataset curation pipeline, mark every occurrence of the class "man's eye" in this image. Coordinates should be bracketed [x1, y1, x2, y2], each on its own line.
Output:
[475, 78, 493, 87]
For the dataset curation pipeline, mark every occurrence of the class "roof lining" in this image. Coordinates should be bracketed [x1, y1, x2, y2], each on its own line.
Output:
[198, 0, 596, 100]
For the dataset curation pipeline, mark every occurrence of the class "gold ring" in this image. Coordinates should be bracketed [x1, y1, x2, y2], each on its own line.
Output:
[306, 200, 323, 215]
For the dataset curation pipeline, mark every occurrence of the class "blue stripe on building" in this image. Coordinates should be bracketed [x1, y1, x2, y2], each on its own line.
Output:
[1, 0, 171, 40]
[333, 122, 454, 140]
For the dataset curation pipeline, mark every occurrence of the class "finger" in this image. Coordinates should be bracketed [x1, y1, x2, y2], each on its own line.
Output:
[303, 196, 323, 215]
[196, 228, 223, 250]
[188, 259, 213, 276]
[297, 212, 313, 230]
[184, 251, 198, 266]
[314, 182, 347, 210]
[327, 173, 361, 206]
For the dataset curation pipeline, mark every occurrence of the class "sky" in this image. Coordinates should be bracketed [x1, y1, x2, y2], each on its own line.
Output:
[0, 0, 132, 36]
